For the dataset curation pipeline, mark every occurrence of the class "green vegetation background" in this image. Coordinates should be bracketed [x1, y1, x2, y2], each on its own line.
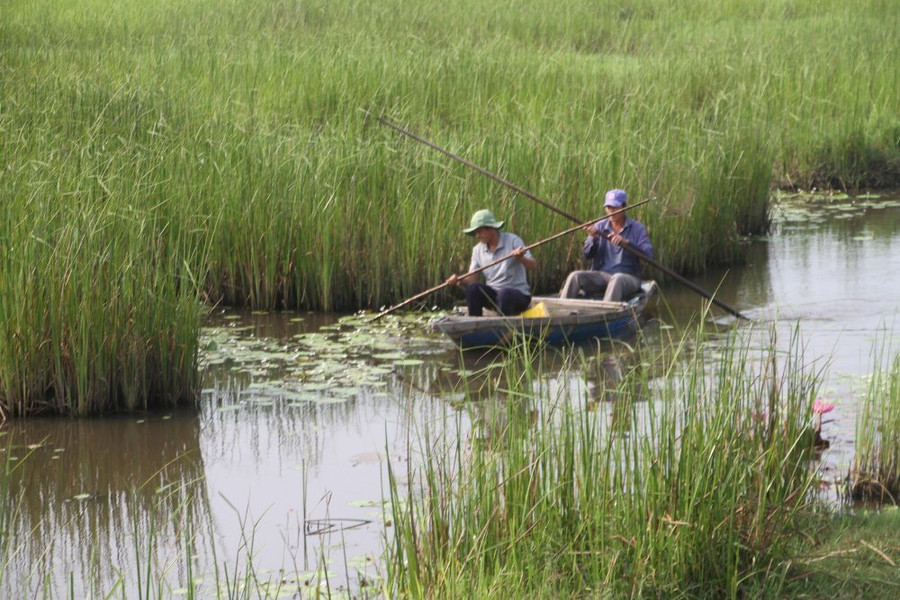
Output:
[1, 0, 897, 413]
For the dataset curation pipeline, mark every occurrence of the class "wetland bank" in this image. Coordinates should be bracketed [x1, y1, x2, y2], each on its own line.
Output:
[2, 0, 900, 597]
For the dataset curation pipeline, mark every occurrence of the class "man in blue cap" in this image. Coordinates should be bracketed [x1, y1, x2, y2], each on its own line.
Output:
[559, 189, 653, 301]
[445, 209, 537, 316]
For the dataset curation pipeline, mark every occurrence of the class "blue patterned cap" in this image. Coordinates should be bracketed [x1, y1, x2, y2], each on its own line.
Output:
[604, 189, 627, 208]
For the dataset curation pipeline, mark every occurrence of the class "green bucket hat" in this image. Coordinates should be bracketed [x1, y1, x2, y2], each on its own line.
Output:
[463, 209, 505, 234]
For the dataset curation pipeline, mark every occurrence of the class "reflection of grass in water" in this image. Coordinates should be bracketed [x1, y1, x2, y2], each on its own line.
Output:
[4, 451, 213, 597]
[1, 414, 217, 598]
[0, 437, 33, 592]
[0, 445, 384, 599]
[385, 320, 857, 597]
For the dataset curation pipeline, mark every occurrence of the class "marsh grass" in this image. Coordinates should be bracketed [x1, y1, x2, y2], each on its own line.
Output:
[0, 199, 205, 416]
[850, 342, 900, 503]
[1, 0, 897, 412]
[385, 321, 828, 597]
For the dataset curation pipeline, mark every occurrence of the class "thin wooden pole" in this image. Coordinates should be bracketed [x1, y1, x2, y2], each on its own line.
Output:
[377, 117, 751, 321]
[371, 202, 649, 320]
[377, 116, 581, 223]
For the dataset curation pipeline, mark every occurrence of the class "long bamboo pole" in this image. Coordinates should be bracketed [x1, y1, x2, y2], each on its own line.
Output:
[377, 117, 751, 321]
[377, 116, 581, 223]
[371, 201, 648, 320]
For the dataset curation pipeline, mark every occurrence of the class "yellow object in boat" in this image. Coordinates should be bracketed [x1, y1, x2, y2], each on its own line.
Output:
[521, 302, 548, 318]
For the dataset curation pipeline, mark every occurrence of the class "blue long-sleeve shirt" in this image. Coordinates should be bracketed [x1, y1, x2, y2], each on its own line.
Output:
[583, 217, 653, 278]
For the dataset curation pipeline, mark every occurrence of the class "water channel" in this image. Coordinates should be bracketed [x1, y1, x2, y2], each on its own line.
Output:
[3, 192, 899, 598]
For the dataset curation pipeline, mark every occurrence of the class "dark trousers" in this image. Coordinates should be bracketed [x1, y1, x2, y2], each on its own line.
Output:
[466, 283, 531, 317]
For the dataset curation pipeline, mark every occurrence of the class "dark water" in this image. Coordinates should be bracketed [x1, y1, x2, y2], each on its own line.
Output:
[3, 192, 899, 598]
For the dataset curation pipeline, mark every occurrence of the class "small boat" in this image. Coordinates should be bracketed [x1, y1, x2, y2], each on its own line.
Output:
[429, 281, 658, 349]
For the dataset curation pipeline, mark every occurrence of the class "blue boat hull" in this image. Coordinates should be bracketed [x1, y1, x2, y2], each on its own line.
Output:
[451, 313, 638, 348]
[429, 282, 657, 349]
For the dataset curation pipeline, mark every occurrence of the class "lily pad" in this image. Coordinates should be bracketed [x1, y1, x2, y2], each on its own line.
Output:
[314, 396, 350, 405]
[329, 387, 360, 397]
[281, 391, 324, 403]
[298, 382, 331, 391]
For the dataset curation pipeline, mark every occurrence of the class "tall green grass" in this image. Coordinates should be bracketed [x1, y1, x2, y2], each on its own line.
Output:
[385, 324, 825, 597]
[851, 343, 900, 503]
[4, 0, 896, 307]
[0, 193, 206, 416]
[1, 0, 897, 412]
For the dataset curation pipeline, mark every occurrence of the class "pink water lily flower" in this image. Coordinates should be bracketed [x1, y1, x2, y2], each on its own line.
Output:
[813, 399, 835, 414]
[812, 399, 836, 446]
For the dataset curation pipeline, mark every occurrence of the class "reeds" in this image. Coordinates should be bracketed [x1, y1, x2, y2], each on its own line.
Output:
[851, 342, 900, 503]
[385, 323, 825, 597]
[0, 195, 205, 416]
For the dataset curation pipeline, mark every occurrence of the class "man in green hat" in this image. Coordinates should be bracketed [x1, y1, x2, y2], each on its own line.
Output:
[445, 209, 537, 316]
